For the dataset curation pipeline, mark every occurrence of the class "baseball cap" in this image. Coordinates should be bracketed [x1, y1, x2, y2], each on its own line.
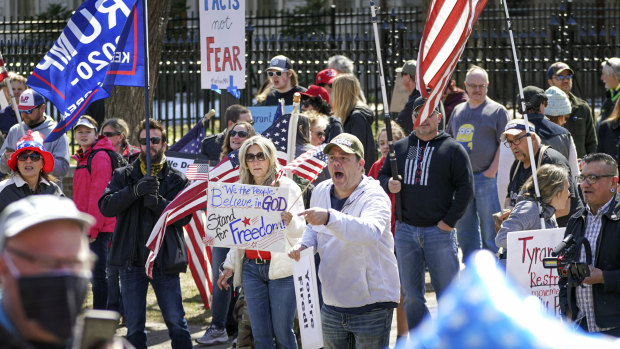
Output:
[267, 55, 292, 72]
[323, 133, 364, 159]
[521, 86, 548, 111]
[316, 69, 338, 86]
[412, 96, 440, 113]
[0, 195, 95, 249]
[544, 86, 571, 116]
[396, 60, 417, 76]
[547, 62, 575, 79]
[301, 85, 330, 103]
[18, 89, 46, 111]
[501, 119, 536, 141]
[73, 117, 97, 131]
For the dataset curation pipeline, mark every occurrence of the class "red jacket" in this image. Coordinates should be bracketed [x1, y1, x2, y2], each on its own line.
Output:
[73, 136, 116, 239]
[368, 156, 396, 235]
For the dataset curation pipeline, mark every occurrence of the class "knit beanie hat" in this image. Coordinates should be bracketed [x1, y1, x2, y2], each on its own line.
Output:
[544, 86, 571, 116]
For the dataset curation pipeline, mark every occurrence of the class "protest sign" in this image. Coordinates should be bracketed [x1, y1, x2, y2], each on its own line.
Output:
[506, 228, 565, 316]
[205, 181, 295, 251]
[165, 151, 196, 174]
[293, 247, 323, 349]
[248, 105, 294, 134]
[199, 0, 245, 91]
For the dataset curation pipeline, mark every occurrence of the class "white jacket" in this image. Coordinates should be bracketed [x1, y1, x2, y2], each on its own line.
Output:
[300, 176, 400, 308]
[223, 176, 305, 287]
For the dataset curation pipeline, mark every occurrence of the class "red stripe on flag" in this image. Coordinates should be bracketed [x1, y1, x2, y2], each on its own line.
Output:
[31, 71, 65, 100]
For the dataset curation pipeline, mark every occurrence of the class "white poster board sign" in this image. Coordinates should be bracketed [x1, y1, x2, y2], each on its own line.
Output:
[248, 105, 294, 134]
[205, 182, 294, 251]
[199, 0, 246, 90]
[506, 228, 565, 316]
[165, 151, 197, 174]
[293, 248, 323, 349]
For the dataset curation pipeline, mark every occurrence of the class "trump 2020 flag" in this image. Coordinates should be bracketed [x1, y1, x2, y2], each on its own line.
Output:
[28, 0, 145, 142]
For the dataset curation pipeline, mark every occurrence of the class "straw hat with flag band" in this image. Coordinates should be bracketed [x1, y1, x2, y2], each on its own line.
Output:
[7, 130, 55, 173]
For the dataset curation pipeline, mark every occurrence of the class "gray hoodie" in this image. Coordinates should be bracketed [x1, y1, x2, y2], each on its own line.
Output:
[495, 196, 557, 250]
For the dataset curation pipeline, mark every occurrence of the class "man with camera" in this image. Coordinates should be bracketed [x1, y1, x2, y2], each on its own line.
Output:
[560, 153, 620, 336]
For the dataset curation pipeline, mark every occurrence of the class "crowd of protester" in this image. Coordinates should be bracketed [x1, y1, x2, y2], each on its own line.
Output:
[2, 55, 620, 348]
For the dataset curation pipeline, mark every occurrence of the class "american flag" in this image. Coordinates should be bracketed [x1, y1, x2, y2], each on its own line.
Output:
[186, 163, 210, 181]
[208, 148, 241, 183]
[414, 0, 487, 128]
[272, 144, 328, 185]
[262, 113, 294, 167]
[168, 120, 205, 154]
[0, 52, 9, 82]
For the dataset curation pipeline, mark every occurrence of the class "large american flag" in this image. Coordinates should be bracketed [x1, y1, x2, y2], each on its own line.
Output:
[414, 0, 488, 128]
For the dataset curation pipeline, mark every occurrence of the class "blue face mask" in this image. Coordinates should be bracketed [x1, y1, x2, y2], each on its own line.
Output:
[4, 253, 90, 342]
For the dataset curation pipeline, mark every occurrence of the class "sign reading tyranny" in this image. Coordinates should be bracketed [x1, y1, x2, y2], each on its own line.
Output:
[506, 228, 565, 317]
[199, 0, 246, 91]
[205, 182, 293, 251]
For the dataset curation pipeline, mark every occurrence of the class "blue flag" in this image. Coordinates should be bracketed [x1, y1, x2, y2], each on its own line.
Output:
[28, 0, 145, 142]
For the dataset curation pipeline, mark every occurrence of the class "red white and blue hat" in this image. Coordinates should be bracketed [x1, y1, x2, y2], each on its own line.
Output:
[18, 89, 46, 111]
[8, 130, 54, 173]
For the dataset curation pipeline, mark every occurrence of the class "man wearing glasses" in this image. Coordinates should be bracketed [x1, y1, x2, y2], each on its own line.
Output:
[501, 119, 582, 228]
[99, 118, 193, 349]
[0, 89, 69, 183]
[546, 62, 597, 157]
[560, 153, 620, 337]
[259, 55, 306, 106]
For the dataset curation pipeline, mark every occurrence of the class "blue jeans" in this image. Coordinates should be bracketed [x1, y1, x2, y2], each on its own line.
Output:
[455, 172, 500, 261]
[395, 222, 459, 330]
[90, 233, 111, 310]
[321, 304, 393, 349]
[210, 247, 232, 329]
[106, 265, 123, 315]
[242, 259, 297, 349]
[120, 266, 192, 349]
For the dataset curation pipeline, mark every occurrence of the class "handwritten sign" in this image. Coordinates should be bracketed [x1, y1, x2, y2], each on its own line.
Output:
[205, 182, 294, 251]
[506, 228, 565, 316]
[248, 105, 294, 134]
[293, 248, 323, 349]
[199, 0, 246, 90]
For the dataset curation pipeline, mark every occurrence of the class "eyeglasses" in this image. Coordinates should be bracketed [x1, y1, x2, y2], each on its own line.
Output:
[577, 174, 615, 185]
[5, 246, 94, 273]
[245, 152, 266, 162]
[103, 131, 121, 138]
[312, 131, 326, 138]
[21, 105, 42, 114]
[267, 71, 283, 77]
[17, 151, 42, 162]
[229, 130, 249, 138]
[503, 133, 528, 148]
[138, 137, 162, 145]
[467, 83, 487, 90]
[554, 74, 573, 81]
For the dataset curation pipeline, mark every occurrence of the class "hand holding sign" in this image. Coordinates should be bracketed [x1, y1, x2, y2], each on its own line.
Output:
[281, 211, 293, 226]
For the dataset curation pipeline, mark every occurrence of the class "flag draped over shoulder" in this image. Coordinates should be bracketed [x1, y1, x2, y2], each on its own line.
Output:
[414, 0, 487, 128]
[28, 0, 145, 142]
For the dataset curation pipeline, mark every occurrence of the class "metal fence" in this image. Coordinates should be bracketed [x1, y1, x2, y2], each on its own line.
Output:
[0, 1, 619, 145]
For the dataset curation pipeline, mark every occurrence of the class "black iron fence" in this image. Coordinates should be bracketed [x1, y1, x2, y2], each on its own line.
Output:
[0, 1, 619, 145]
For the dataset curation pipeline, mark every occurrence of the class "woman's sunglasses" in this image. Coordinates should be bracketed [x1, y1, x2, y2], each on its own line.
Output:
[267, 71, 283, 77]
[103, 131, 121, 138]
[229, 130, 249, 138]
[17, 151, 42, 162]
[245, 152, 266, 162]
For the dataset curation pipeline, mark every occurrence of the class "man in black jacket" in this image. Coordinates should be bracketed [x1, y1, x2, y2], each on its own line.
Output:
[99, 119, 193, 349]
[378, 97, 473, 330]
[560, 153, 620, 336]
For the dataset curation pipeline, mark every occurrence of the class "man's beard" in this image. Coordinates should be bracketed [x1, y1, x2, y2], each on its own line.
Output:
[140, 146, 165, 164]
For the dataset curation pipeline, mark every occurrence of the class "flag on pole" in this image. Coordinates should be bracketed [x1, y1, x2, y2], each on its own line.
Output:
[414, 0, 488, 128]
[28, 0, 145, 142]
[0, 53, 8, 82]
[272, 144, 328, 185]
[186, 163, 210, 181]
[168, 121, 205, 154]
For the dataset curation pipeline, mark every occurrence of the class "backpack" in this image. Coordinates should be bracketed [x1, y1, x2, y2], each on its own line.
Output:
[76, 149, 127, 175]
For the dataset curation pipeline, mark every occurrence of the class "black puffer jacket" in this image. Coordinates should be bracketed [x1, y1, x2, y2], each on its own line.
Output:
[99, 160, 191, 274]
[343, 106, 377, 173]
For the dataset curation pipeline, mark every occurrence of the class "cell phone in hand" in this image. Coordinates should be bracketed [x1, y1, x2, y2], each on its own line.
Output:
[71, 309, 120, 349]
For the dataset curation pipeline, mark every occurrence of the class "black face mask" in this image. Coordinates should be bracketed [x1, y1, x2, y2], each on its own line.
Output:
[17, 273, 89, 341]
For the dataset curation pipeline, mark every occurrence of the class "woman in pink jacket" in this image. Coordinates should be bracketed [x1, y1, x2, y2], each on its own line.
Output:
[72, 115, 117, 310]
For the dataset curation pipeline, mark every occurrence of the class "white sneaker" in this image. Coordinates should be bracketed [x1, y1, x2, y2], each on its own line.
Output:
[196, 327, 228, 345]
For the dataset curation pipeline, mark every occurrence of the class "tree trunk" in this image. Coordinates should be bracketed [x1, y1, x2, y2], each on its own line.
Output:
[106, 0, 172, 145]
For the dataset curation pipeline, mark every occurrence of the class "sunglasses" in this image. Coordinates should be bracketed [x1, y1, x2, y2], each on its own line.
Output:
[17, 151, 42, 162]
[245, 152, 266, 162]
[138, 137, 162, 145]
[267, 71, 283, 77]
[554, 74, 573, 81]
[103, 131, 121, 138]
[229, 130, 249, 138]
[21, 105, 42, 114]
[577, 174, 615, 185]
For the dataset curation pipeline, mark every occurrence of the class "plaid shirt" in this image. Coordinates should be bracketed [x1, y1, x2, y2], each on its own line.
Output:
[575, 197, 616, 332]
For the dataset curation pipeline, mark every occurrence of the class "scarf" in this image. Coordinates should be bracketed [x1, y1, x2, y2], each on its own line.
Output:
[139, 155, 167, 176]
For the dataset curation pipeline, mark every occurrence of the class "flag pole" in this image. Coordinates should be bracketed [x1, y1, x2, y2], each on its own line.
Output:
[370, 1, 402, 222]
[142, 0, 152, 174]
[286, 93, 301, 179]
[0, 52, 26, 137]
[500, 0, 545, 228]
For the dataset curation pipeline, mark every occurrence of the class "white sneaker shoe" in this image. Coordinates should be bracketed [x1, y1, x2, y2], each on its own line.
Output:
[196, 326, 228, 345]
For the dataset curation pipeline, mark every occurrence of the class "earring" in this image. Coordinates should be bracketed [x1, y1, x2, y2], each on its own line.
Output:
[611, 188, 616, 193]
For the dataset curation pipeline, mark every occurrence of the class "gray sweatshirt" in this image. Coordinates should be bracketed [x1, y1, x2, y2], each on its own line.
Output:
[495, 196, 557, 250]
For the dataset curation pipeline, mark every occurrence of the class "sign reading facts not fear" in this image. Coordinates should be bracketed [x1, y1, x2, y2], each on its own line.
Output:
[205, 181, 295, 252]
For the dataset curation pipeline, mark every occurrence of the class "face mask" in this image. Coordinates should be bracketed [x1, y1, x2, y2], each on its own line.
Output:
[4, 253, 90, 342]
